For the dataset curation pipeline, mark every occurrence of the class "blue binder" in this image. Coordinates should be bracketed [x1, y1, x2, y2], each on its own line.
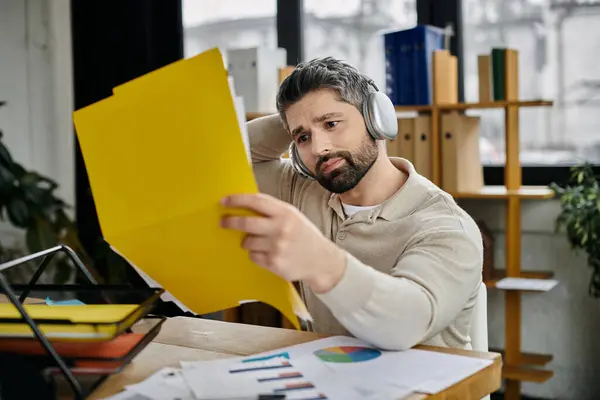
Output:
[397, 29, 414, 106]
[382, 25, 446, 106]
[383, 29, 414, 106]
[383, 31, 398, 105]
[412, 25, 445, 105]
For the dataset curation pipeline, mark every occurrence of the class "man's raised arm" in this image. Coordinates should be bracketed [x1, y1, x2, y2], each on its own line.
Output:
[246, 114, 296, 202]
[247, 114, 291, 163]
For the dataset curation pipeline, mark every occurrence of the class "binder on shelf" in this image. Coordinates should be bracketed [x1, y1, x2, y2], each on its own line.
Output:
[505, 49, 519, 100]
[440, 112, 484, 193]
[0, 245, 164, 400]
[477, 55, 493, 102]
[412, 25, 446, 105]
[433, 50, 458, 105]
[384, 28, 414, 105]
[413, 115, 432, 179]
[383, 25, 445, 106]
[491, 48, 507, 101]
[399, 117, 415, 161]
[387, 117, 414, 161]
[383, 31, 399, 105]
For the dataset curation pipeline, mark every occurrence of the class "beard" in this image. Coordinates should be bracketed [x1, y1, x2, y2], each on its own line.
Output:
[315, 137, 378, 194]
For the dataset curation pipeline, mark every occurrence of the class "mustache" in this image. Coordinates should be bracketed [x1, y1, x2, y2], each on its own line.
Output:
[316, 151, 354, 172]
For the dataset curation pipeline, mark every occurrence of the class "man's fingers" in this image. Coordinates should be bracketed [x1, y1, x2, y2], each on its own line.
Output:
[221, 193, 281, 217]
[241, 235, 272, 252]
[248, 250, 269, 267]
[221, 215, 274, 235]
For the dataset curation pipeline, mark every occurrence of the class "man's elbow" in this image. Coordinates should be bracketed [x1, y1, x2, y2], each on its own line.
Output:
[368, 325, 429, 351]
[346, 312, 432, 352]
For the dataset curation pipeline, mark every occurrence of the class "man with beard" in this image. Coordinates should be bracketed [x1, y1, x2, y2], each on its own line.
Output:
[220, 57, 483, 351]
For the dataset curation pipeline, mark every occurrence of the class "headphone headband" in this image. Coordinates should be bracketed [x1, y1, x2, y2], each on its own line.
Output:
[365, 77, 380, 92]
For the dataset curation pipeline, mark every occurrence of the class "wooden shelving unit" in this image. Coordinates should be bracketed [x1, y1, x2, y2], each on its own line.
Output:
[397, 49, 555, 400]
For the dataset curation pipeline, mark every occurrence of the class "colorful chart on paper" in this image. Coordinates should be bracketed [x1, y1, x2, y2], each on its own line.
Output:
[313, 346, 382, 363]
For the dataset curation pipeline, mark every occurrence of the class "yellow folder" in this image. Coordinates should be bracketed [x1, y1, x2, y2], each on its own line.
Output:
[72, 48, 308, 329]
[0, 304, 140, 340]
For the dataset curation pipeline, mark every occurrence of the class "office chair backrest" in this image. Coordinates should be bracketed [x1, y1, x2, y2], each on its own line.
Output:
[470, 282, 488, 353]
[470, 282, 490, 400]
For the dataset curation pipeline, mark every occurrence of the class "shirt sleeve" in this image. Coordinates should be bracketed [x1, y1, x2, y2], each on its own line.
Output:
[246, 114, 296, 203]
[248, 114, 290, 163]
[315, 222, 483, 351]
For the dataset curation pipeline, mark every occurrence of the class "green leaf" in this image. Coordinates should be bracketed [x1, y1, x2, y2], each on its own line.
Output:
[25, 218, 58, 253]
[6, 197, 30, 228]
[22, 185, 46, 206]
[0, 165, 15, 194]
[21, 171, 58, 192]
[10, 162, 26, 179]
[0, 142, 14, 169]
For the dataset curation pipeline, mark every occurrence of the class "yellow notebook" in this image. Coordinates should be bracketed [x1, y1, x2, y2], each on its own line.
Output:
[0, 304, 139, 340]
[72, 48, 308, 329]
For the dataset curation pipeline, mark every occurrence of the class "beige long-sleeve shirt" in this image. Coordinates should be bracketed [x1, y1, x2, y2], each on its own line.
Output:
[247, 114, 483, 351]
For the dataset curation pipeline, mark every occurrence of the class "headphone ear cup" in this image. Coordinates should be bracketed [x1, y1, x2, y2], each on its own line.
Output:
[288, 142, 315, 180]
[363, 91, 398, 141]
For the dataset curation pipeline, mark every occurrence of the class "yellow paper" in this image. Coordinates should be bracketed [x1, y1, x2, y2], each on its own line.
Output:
[0, 304, 139, 340]
[72, 48, 308, 329]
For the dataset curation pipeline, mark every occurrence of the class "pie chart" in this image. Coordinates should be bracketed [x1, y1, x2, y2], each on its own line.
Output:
[313, 346, 382, 363]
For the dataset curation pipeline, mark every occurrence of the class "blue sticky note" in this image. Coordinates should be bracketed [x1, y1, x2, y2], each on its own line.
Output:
[242, 352, 290, 363]
[45, 297, 86, 306]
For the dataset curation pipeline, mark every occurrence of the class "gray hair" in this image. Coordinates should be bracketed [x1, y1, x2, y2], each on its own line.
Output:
[275, 57, 372, 130]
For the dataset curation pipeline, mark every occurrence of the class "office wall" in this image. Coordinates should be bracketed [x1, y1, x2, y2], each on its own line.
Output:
[0, 0, 74, 247]
[460, 199, 600, 399]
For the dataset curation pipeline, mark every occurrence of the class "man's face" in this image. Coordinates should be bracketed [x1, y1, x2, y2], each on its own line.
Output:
[286, 88, 378, 194]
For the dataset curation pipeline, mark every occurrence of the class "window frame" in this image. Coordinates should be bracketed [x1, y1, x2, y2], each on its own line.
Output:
[420, 0, 599, 186]
[276, 0, 304, 65]
[275, 0, 596, 187]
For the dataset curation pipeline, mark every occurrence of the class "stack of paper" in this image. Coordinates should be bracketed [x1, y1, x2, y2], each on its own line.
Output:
[105, 336, 494, 400]
[495, 277, 559, 292]
[72, 47, 308, 328]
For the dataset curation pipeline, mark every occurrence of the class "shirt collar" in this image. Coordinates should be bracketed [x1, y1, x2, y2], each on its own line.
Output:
[327, 158, 429, 222]
[378, 158, 430, 221]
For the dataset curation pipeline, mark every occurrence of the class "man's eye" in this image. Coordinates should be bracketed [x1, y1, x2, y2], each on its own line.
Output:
[325, 121, 338, 129]
[297, 134, 310, 144]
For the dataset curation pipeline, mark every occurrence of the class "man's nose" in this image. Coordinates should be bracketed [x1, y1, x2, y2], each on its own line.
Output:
[311, 131, 332, 156]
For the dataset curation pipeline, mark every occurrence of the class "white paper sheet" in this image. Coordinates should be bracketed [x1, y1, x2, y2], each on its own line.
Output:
[495, 277, 558, 291]
[109, 336, 491, 399]
[234, 95, 251, 163]
[125, 367, 196, 400]
[228, 76, 251, 164]
[181, 353, 364, 399]
[226, 336, 493, 395]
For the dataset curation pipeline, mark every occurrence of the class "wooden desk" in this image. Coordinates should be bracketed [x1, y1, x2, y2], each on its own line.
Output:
[90, 317, 501, 400]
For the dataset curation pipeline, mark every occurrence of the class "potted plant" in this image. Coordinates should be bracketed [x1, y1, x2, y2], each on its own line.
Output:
[0, 98, 112, 284]
[0, 101, 132, 287]
[550, 163, 600, 298]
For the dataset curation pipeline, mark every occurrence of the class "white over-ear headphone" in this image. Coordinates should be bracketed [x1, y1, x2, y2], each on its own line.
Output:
[288, 78, 398, 180]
